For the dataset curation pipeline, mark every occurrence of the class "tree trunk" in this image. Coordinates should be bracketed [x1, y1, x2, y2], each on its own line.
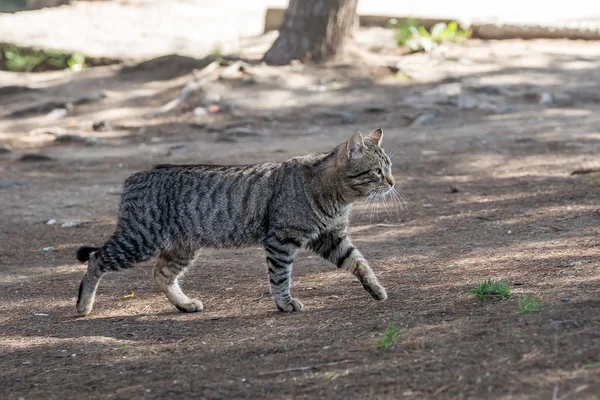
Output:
[26, 0, 71, 10]
[263, 0, 358, 66]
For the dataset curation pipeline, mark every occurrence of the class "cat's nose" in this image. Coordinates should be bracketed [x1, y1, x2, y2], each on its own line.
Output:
[385, 175, 395, 187]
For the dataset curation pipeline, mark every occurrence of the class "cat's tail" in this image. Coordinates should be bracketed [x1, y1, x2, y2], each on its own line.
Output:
[76, 246, 100, 263]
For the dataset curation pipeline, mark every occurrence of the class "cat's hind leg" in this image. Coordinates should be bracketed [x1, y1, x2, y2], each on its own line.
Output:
[76, 251, 103, 317]
[154, 249, 202, 313]
[76, 235, 156, 316]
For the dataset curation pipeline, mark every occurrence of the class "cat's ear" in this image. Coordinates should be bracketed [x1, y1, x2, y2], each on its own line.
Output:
[366, 128, 383, 146]
[347, 131, 365, 159]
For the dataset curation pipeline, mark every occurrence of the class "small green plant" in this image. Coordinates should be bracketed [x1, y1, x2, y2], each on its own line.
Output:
[388, 19, 471, 52]
[469, 279, 512, 302]
[68, 53, 86, 72]
[0, 47, 86, 72]
[427, 21, 471, 42]
[517, 294, 542, 314]
[376, 320, 402, 350]
[387, 18, 420, 47]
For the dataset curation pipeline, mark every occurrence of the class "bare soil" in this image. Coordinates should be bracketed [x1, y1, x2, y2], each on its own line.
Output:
[1, 39, 600, 399]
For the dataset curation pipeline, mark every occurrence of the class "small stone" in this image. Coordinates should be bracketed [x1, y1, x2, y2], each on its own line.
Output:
[411, 111, 439, 127]
[46, 219, 57, 225]
[42, 246, 54, 252]
[61, 221, 83, 228]
[449, 185, 460, 193]
[46, 108, 69, 120]
[0, 147, 11, 155]
[539, 92, 555, 106]
[340, 112, 357, 124]
[561, 298, 569, 302]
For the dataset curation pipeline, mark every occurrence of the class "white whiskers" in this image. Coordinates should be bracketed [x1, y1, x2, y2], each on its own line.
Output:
[357, 185, 406, 223]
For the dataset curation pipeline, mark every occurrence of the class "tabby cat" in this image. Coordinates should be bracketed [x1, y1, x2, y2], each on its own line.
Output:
[76, 128, 395, 316]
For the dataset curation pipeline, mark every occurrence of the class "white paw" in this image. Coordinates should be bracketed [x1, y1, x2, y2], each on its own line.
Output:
[277, 298, 304, 312]
[175, 299, 204, 313]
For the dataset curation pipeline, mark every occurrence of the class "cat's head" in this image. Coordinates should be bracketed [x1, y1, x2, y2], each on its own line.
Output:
[340, 128, 395, 198]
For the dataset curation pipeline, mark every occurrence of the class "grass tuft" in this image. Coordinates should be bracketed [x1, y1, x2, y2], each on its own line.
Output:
[516, 294, 542, 314]
[376, 320, 402, 350]
[469, 279, 512, 302]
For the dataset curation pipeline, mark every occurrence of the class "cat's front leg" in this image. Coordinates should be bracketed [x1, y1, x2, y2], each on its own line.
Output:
[344, 254, 388, 301]
[311, 231, 387, 301]
[264, 237, 302, 312]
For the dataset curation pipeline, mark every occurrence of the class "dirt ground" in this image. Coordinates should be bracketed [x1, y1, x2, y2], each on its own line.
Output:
[1, 38, 600, 400]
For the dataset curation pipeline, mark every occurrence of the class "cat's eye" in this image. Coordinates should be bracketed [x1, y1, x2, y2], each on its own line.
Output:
[374, 168, 383, 175]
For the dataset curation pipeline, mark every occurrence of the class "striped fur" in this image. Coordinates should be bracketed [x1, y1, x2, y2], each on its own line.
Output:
[76, 129, 394, 316]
